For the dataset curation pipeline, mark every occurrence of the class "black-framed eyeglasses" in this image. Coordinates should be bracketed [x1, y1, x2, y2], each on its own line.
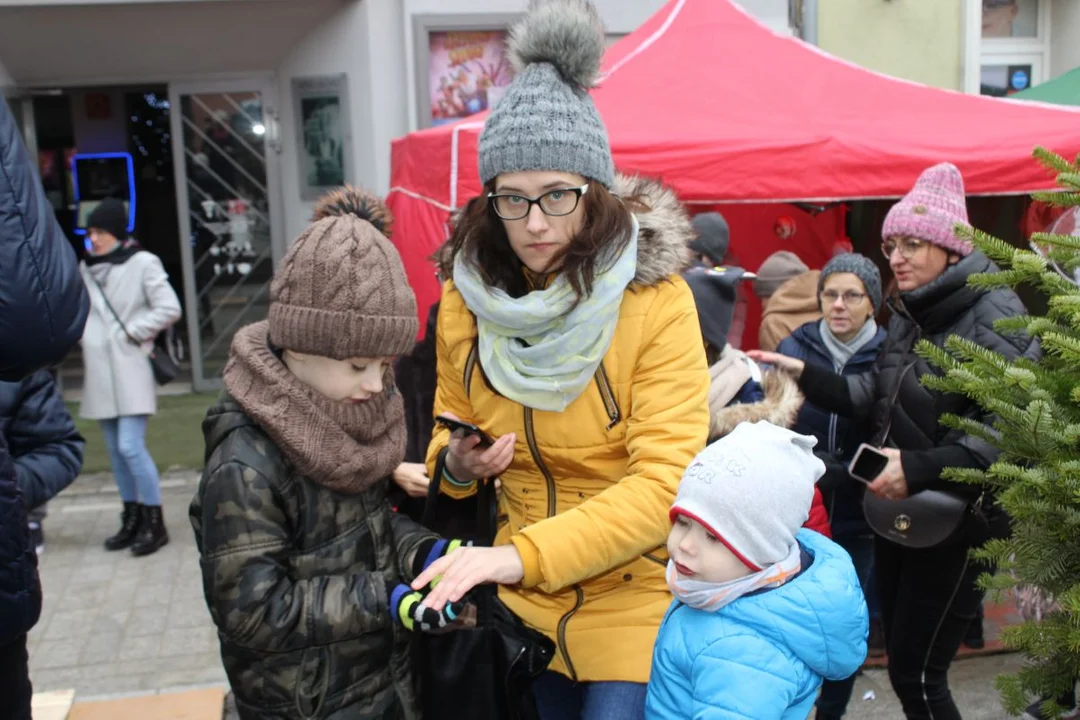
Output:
[487, 185, 589, 221]
[881, 237, 929, 260]
[821, 290, 867, 306]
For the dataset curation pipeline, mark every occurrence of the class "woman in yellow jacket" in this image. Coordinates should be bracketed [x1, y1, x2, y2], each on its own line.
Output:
[410, 2, 709, 717]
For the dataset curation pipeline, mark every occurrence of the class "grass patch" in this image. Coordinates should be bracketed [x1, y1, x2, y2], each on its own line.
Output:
[68, 393, 218, 474]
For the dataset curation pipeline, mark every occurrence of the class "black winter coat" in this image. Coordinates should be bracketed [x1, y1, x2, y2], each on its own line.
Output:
[0, 99, 89, 647]
[801, 252, 1041, 502]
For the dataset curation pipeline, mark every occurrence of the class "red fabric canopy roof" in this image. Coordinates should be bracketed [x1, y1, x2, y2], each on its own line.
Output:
[388, 0, 1080, 334]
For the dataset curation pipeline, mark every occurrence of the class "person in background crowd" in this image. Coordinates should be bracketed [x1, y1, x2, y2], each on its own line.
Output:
[752, 162, 1041, 720]
[683, 266, 831, 537]
[645, 421, 867, 719]
[0, 97, 90, 720]
[1, 370, 85, 554]
[775, 253, 888, 719]
[688, 212, 747, 348]
[411, 3, 710, 717]
[757, 251, 822, 352]
[392, 298, 440, 521]
[191, 187, 458, 719]
[79, 198, 182, 557]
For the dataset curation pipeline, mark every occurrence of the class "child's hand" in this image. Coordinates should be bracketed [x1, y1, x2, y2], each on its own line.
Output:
[390, 584, 465, 632]
[393, 463, 430, 498]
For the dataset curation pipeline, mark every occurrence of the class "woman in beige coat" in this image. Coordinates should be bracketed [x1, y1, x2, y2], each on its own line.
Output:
[79, 199, 181, 557]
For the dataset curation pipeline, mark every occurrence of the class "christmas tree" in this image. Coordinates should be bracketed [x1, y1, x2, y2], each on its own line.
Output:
[918, 148, 1080, 718]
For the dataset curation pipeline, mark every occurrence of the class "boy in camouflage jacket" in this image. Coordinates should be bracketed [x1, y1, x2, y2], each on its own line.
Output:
[191, 188, 463, 719]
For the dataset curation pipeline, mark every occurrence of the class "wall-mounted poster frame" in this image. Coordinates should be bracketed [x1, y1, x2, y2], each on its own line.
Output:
[412, 13, 521, 130]
[291, 73, 351, 201]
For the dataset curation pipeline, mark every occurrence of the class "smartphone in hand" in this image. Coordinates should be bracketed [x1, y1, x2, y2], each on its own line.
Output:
[435, 414, 495, 447]
[848, 443, 889, 484]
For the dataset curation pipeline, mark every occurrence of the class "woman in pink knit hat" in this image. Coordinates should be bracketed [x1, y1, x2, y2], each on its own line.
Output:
[752, 162, 1041, 720]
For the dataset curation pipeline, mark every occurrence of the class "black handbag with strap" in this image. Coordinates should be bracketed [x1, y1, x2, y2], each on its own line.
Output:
[415, 450, 555, 720]
[859, 329, 988, 549]
[88, 272, 180, 386]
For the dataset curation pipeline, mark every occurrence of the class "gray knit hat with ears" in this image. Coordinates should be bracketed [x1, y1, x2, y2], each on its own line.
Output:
[478, 0, 615, 188]
[818, 253, 883, 312]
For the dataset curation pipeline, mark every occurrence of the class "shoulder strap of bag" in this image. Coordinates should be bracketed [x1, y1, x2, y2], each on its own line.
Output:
[88, 272, 141, 346]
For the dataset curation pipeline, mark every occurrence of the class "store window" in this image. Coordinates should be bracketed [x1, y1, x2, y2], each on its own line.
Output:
[975, 0, 1049, 96]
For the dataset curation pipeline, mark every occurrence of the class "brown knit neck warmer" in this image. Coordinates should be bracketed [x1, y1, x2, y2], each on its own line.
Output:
[223, 321, 405, 494]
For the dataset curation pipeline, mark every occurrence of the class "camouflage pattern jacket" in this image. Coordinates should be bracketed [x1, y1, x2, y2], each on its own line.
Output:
[190, 394, 435, 719]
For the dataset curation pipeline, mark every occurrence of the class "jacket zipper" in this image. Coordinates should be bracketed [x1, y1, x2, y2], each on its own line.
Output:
[463, 342, 478, 396]
[594, 363, 621, 430]
[556, 586, 585, 681]
[523, 404, 582, 680]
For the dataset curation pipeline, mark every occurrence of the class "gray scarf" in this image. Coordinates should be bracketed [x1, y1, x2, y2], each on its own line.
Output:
[818, 318, 878, 372]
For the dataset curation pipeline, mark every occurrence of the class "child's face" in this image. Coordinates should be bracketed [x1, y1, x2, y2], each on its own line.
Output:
[283, 351, 393, 404]
[667, 515, 753, 584]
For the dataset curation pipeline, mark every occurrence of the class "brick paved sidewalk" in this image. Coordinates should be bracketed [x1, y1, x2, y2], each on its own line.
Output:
[28, 469, 226, 700]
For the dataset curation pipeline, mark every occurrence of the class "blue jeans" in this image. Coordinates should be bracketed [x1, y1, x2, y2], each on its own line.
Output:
[99, 416, 162, 506]
[533, 671, 646, 720]
[816, 534, 876, 719]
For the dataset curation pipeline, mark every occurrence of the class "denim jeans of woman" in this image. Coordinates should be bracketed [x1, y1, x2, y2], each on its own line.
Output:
[816, 533, 876, 719]
[876, 536, 986, 720]
[533, 670, 647, 720]
[99, 415, 162, 506]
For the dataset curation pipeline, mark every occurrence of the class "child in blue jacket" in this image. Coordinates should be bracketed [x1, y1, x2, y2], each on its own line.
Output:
[646, 421, 868, 719]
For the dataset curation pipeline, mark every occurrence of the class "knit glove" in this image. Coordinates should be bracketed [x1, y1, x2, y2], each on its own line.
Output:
[390, 584, 465, 632]
[411, 537, 473, 578]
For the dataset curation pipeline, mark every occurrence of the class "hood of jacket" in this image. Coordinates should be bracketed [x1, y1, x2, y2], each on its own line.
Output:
[438, 173, 693, 288]
[201, 393, 259, 465]
[709, 367, 803, 439]
[726, 529, 868, 680]
[762, 270, 822, 319]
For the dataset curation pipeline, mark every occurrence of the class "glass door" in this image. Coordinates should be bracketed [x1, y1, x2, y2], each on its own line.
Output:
[169, 78, 284, 391]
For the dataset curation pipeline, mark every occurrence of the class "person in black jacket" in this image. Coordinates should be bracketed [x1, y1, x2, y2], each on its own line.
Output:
[1, 370, 85, 553]
[0, 98, 90, 720]
[776, 253, 887, 718]
[752, 163, 1041, 720]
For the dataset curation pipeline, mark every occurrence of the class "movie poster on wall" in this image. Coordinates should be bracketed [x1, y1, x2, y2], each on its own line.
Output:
[428, 31, 515, 127]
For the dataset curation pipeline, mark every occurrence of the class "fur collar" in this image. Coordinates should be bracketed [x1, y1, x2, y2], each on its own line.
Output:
[437, 174, 693, 287]
[709, 369, 804, 441]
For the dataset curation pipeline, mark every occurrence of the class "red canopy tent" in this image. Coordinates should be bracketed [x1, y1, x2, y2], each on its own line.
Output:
[388, 0, 1080, 342]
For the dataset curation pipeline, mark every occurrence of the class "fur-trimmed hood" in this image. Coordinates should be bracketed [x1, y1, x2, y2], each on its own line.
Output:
[709, 366, 804, 441]
[436, 173, 693, 286]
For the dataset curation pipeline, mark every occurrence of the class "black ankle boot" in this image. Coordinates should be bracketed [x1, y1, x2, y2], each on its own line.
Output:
[131, 504, 169, 557]
[104, 501, 142, 551]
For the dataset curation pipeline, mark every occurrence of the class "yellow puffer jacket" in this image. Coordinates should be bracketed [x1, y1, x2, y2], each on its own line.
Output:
[426, 176, 709, 683]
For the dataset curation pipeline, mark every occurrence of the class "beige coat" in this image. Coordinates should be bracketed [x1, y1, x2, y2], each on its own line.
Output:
[79, 251, 181, 419]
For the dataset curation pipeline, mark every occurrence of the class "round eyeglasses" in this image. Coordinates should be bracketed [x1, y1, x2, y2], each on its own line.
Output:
[487, 185, 589, 221]
[881, 237, 928, 260]
[820, 290, 867, 306]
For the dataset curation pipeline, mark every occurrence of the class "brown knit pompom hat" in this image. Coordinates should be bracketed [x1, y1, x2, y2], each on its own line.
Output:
[268, 186, 418, 359]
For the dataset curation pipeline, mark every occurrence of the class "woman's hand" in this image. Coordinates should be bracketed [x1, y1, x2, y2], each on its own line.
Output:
[745, 350, 806, 379]
[392, 463, 430, 499]
[868, 448, 909, 500]
[411, 545, 525, 612]
[441, 412, 515, 484]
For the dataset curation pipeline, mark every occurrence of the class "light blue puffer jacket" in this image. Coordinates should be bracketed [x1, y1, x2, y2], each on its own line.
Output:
[645, 530, 868, 719]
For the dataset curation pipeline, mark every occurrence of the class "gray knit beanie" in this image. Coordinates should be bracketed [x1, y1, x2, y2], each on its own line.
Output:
[670, 421, 824, 570]
[753, 251, 809, 299]
[478, 0, 615, 188]
[818, 253, 883, 312]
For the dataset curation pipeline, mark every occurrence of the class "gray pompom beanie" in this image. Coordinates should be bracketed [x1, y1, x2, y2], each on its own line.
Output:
[478, 0, 615, 188]
[818, 253, 883, 312]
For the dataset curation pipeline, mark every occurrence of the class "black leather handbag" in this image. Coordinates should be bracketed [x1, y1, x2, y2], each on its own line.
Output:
[416, 453, 555, 720]
[859, 353, 988, 549]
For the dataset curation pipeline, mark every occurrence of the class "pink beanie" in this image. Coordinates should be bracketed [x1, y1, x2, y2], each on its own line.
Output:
[882, 162, 973, 257]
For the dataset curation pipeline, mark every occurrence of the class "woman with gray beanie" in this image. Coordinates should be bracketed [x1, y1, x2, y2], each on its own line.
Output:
[775, 253, 887, 720]
[409, 1, 710, 717]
